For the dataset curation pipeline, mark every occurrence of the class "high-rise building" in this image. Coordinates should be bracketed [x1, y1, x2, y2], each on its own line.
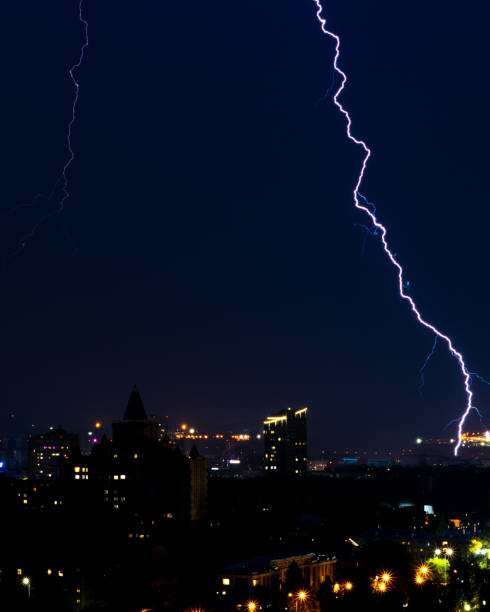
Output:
[28, 426, 79, 479]
[263, 407, 307, 476]
[189, 444, 208, 522]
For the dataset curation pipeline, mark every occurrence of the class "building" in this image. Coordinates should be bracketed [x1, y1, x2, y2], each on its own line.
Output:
[70, 386, 208, 526]
[189, 444, 208, 522]
[263, 407, 307, 476]
[219, 552, 335, 591]
[27, 426, 79, 479]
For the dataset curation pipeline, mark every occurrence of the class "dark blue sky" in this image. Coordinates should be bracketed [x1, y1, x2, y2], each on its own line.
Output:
[1, 0, 490, 451]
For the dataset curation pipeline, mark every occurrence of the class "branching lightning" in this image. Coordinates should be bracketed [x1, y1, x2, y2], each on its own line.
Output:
[312, 0, 484, 455]
[4, 0, 88, 256]
[418, 336, 438, 395]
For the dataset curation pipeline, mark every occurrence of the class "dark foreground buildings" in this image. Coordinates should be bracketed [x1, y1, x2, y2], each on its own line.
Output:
[71, 385, 208, 525]
[263, 406, 307, 476]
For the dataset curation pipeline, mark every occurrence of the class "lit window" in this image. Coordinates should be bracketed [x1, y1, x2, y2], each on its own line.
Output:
[17, 569, 22, 575]
[47, 569, 52, 575]
[74, 467, 80, 473]
[120, 474, 126, 480]
[252, 579, 258, 586]
[75, 475, 80, 480]
[58, 571, 63, 577]
[114, 475, 119, 480]
[133, 453, 138, 459]
[222, 578, 230, 586]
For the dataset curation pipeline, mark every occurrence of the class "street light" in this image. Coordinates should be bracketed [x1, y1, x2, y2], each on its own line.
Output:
[22, 576, 31, 597]
[247, 602, 257, 611]
[295, 590, 307, 611]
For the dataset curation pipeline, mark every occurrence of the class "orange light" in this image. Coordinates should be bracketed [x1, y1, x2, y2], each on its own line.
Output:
[95, 421, 101, 429]
[378, 582, 387, 592]
[297, 590, 307, 600]
[416, 575, 424, 584]
[181, 424, 187, 431]
[333, 583, 340, 593]
[247, 602, 257, 611]
[381, 573, 391, 583]
[345, 582, 353, 590]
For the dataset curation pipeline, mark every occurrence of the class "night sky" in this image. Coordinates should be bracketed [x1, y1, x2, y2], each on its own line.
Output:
[2, 0, 490, 451]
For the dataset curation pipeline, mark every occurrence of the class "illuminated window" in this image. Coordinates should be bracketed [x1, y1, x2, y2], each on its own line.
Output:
[252, 579, 258, 586]
[74, 467, 80, 473]
[75, 475, 80, 480]
[17, 569, 22, 575]
[222, 578, 230, 586]
[58, 571, 63, 577]
[120, 474, 126, 480]
[114, 475, 119, 480]
[133, 453, 138, 459]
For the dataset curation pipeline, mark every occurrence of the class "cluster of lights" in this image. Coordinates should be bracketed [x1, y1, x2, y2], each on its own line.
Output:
[333, 581, 353, 594]
[435, 546, 454, 557]
[372, 572, 392, 593]
[415, 565, 430, 585]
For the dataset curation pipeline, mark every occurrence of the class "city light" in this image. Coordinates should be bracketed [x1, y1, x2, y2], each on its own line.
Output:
[95, 421, 101, 429]
[464, 605, 471, 611]
[297, 590, 307, 600]
[435, 548, 442, 556]
[333, 583, 340, 593]
[446, 547, 454, 556]
[372, 574, 390, 593]
[21, 576, 31, 597]
[247, 602, 257, 611]
[345, 581, 353, 590]
[415, 575, 424, 584]
[420, 565, 429, 574]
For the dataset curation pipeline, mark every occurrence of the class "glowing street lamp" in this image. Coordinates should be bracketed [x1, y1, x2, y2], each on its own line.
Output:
[295, 590, 308, 611]
[345, 581, 353, 591]
[22, 576, 31, 597]
[247, 602, 257, 611]
[435, 548, 442, 556]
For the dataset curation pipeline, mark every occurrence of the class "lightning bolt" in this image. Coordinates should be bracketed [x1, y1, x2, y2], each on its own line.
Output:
[312, 1, 483, 455]
[3, 0, 88, 256]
